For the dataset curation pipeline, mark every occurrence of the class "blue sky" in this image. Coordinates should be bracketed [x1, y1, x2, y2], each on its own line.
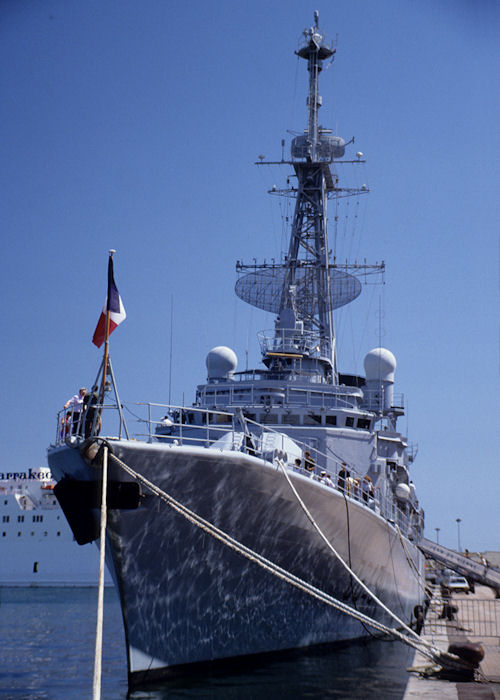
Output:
[1, 0, 498, 552]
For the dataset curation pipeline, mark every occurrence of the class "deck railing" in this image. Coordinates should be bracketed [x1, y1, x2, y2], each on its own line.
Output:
[52, 400, 417, 540]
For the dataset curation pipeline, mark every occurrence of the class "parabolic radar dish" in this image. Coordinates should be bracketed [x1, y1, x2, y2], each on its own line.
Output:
[235, 267, 361, 315]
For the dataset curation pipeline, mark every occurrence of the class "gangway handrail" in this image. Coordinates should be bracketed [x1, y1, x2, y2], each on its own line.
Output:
[419, 537, 500, 591]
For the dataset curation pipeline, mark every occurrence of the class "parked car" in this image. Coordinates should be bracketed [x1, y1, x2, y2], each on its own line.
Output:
[446, 576, 470, 593]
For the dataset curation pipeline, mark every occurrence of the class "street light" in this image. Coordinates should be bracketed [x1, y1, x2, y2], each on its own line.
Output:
[456, 518, 462, 552]
[435, 527, 440, 545]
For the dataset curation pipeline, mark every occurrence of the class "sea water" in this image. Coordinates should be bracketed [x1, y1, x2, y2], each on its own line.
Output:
[0, 587, 415, 699]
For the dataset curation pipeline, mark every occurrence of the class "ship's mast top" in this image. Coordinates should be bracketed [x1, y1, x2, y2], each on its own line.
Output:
[296, 11, 335, 163]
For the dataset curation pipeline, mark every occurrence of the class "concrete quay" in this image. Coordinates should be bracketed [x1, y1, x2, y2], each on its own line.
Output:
[404, 585, 500, 699]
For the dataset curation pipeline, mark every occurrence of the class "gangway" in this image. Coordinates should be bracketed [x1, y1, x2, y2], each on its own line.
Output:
[419, 537, 500, 592]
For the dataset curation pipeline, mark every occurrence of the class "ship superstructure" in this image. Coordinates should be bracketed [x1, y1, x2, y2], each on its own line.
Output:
[48, 14, 425, 686]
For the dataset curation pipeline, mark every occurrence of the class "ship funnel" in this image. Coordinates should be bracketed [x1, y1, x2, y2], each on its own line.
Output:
[206, 346, 238, 383]
[363, 347, 396, 411]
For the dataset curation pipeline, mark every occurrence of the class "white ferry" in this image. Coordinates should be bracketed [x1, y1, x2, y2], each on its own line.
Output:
[0, 467, 110, 586]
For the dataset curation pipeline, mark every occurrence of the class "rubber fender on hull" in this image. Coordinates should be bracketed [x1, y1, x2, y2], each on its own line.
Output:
[54, 477, 141, 545]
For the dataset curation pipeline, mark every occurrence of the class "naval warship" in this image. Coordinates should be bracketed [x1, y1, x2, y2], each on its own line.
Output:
[48, 14, 425, 685]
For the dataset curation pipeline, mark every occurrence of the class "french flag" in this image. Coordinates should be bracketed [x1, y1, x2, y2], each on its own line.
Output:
[92, 255, 126, 348]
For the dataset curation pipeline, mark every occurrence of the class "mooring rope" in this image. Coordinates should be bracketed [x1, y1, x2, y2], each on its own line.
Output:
[273, 457, 427, 644]
[107, 449, 462, 668]
[395, 523, 427, 596]
[93, 444, 108, 700]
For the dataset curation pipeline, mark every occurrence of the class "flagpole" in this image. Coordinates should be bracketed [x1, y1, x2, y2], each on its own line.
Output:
[94, 248, 115, 700]
[99, 249, 116, 408]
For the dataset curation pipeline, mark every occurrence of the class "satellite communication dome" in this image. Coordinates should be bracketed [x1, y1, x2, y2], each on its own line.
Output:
[206, 346, 238, 380]
[364, 348, 397, 382]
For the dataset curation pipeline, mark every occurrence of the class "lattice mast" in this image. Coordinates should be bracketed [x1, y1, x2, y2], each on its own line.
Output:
[236, 13, 381, 385]
[283, 12, 337, 375]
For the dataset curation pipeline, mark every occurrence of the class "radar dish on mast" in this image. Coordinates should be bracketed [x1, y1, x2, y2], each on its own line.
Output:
[235, 267, 361, 315]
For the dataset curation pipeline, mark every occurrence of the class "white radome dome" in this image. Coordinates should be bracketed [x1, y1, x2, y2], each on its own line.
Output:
[206, 346, 238, 379]
[364, 347, 397, 382]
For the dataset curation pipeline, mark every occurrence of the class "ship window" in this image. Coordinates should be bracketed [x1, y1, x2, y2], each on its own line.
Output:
[2, 515, 9, 523]
[244, 414, 256, 422]
[286, 415, 300, 425]
[17, 515, 24, 522]
[261, 414, 278, 424]
[57, 531, 61, 536]
[357, 418, 371, 430]
[18, 531, 21, 537]
[2, 532, 5, 537]
[3, 499, 7, 505]
[303, 414, 322, 425]
[33, 562, 38, 573]
[326, 415, 337, 426]
[216, 414, 232, 424]
[345, 416, 354, 427]
[44, 531, 48, 537]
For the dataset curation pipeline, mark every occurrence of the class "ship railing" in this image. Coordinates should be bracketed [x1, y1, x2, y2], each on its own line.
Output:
[361, 389, 405, 413]
[196, 384, 362, 411]
[136, 403, 239, 447]
[52, 401, 415, 538]
[238, 414, 416, 537]
[257, 329, 327, 358]
[53, 397, 129, 446]
[54, 406, 86, 445]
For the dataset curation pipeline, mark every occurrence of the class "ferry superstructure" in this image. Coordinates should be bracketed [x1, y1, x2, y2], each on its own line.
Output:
[48, 14, 425, 685]
[0, 468, 110, 586]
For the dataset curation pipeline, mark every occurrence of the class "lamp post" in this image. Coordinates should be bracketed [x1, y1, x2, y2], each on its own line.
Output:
[435, 527, 440, 545]
[456, 518, 462, 552]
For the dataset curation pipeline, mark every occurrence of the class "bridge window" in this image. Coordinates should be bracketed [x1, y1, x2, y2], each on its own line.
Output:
[325, 415, 337, 426]
[357, 418, 371, 430]
[345, 416, 354, 427]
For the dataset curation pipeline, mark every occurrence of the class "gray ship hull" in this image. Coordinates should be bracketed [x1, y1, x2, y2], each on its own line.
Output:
[48, 440, 424, 683]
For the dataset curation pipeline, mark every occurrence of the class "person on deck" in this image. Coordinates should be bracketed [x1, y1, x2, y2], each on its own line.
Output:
[337, 464, 349, 493]
[362, 474, 374, 504]
[83, 385, 100, 439]
[64, 387, 86, 435]
[304, 451, 315, 476]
